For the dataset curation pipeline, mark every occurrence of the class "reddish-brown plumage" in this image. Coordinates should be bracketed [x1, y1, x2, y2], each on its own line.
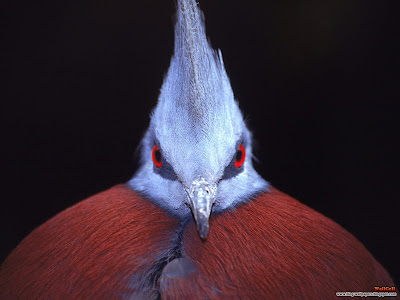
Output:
[0, 186, 393, 299]
[161, 187, 394, 299]
[0, 184, 181, 299]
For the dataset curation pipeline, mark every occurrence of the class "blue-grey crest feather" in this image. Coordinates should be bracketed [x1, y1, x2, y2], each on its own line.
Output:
[129, 0, 268, 222]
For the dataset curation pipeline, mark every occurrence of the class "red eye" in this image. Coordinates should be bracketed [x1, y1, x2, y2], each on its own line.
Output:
[235, 144, 246, 168]
[152, 145, 162, 168]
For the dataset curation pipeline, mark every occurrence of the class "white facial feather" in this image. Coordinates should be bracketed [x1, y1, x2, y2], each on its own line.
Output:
[128, 0, 268, 217]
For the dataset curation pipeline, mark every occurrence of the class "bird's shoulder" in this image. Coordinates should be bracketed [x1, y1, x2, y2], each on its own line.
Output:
[161, 187, 393, 299]
[0, 184, 181, 299]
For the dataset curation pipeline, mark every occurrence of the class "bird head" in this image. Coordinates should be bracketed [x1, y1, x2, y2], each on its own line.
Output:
[129, 0, 268, 239]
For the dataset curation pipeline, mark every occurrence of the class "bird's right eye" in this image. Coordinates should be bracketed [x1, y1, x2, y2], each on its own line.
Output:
[152, 145, 163, 168]
[234, 144, 246, 168]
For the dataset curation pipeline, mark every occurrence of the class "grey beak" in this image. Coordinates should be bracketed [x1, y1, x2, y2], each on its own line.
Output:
[186, 178, 217, 239]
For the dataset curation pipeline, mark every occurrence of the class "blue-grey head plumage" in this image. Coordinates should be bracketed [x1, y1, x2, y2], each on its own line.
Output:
[129, 0, 268, 238]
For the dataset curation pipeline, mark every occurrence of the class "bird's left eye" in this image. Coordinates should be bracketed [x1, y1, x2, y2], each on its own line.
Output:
[152, 145, 163, 168]
[235, 144, 246, 168]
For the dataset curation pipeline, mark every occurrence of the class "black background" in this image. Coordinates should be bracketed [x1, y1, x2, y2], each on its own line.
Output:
[2, 0, 399, 284]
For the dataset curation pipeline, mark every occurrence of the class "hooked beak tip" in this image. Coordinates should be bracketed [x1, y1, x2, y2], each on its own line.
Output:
[195, 214, 210, 239]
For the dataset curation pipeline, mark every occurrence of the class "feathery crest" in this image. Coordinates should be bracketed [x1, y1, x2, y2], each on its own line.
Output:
[129, 0, 268, 218]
